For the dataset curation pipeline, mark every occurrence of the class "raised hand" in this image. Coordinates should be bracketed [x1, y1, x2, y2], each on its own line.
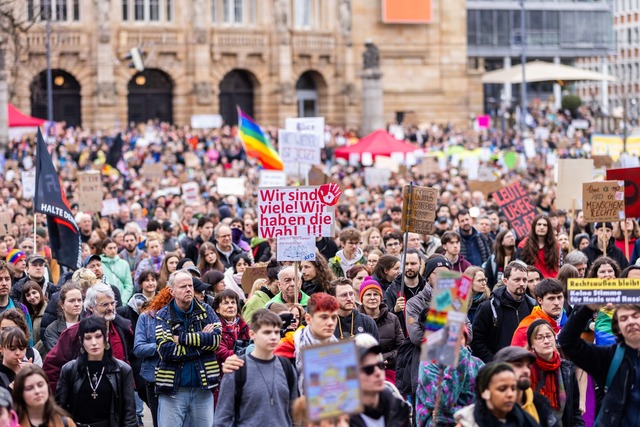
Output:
[318, 183, 342, 206]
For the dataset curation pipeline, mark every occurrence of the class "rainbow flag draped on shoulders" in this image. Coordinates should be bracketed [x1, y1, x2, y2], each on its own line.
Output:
[237, 107, 284, 170]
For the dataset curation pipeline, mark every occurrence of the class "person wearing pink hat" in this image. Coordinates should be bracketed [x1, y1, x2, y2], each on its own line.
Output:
[358, 276, 403, 384]
[328, 278, 378, 341]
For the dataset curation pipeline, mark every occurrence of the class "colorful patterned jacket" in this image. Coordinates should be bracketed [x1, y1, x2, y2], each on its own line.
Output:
[154, 299, 222, 396]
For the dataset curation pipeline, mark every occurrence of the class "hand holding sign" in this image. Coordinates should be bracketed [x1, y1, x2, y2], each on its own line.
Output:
[318, 183, 341, 206]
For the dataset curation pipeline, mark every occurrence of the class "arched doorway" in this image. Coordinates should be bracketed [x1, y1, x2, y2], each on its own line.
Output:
[30, 70, 82, 127]
[127, 69, 173, 124]
[219, 70, 254, 126]
[295, 71, 327, 118]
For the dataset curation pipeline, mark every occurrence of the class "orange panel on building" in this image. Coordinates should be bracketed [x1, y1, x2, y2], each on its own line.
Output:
[382, 0, 432, 23]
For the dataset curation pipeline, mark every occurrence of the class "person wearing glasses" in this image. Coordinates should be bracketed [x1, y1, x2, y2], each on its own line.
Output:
[327, 278, 378, 341]
[383, 231, 403, 258]
[350, 333, 410, 426]
[465, 267, 490, 324]
[43, 284, 133, 393]
[214, 224, 246, 270]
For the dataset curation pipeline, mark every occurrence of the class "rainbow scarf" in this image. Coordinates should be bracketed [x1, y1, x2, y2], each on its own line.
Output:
[237, 108, 284, 170]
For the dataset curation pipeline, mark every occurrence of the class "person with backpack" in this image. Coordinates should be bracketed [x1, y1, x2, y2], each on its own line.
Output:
[559, 303, 640, 426]
[214, 309, 298, 427]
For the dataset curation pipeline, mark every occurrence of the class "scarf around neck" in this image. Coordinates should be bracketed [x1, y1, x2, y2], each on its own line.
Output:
[531, 351, 565, 411]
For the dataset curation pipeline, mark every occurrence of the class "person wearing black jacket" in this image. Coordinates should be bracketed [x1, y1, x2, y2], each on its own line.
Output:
[383, 249, 426, 335]
[11, 254, 57, 301]
[184, 217, 216, 263]
[581, 222, 629, 271]
[559, 304, 640, 427]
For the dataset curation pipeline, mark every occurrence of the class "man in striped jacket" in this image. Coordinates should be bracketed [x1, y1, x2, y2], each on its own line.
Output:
[155, 269, 222, 427]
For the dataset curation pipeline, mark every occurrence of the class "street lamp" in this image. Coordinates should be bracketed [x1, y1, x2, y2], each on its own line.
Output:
[520, 0, 527, 133]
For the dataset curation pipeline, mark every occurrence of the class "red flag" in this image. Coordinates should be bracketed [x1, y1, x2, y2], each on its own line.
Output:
[606, 167, 640, 218]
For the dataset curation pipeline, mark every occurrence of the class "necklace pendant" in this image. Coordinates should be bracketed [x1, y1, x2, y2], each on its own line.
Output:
[91, 391, 98, 399]
[270, 398, 274, 406]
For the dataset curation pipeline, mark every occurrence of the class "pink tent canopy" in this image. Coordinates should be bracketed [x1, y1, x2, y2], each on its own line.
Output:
[8, 104, 45, 127]
[334, 129, 420, 160]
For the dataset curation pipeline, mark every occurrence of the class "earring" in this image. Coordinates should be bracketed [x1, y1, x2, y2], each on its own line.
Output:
[105, 342, 111, 351]
[80, 347, 85, 354]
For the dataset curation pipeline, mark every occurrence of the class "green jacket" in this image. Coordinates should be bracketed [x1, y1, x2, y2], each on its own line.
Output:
[241, 291, 273, 324]
[268, 291, 310, 308]
[328, 249, 367, 277]
[101, 255, 134, 303]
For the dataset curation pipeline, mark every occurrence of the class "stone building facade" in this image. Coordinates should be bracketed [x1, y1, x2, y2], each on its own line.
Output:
[8, 0, 483, 130]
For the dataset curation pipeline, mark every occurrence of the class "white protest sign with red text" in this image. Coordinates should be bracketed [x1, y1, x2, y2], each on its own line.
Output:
[258, 184, 341, 238]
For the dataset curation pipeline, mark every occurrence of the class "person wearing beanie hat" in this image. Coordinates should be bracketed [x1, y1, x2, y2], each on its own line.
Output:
[423, 256, 452, 283]
[6, 250, 27, 284]
[527, 320, 583, 427]
[582, 221, 629, 271]
[357, 277, 403, 382]
[328, 278, 378, 341]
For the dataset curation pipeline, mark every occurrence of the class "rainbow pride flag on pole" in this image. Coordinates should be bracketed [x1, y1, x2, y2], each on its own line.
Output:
[237, 107, 284, 170]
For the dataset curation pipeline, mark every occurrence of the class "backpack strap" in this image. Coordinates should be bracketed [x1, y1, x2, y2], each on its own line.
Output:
[594, 344, 625, 425]
[233, 355, 247, 420]
[490, 297, 498, 326]
[277, 356, 295, 391]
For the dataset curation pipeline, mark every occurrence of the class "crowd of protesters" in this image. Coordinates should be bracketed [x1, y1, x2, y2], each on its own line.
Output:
[0, 102, 638, 427]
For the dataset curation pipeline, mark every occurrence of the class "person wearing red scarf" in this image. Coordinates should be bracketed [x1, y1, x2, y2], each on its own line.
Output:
[527, 319, 584, 427]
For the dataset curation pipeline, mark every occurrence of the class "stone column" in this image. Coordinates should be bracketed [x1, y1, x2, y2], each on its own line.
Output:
[503, 56, 512, 107]
[192, 0, 213, 110]
[94, 0, 117, 128]
[553, 56, 561, 110]
[360, 41, 384, 135]
[601, 57, 609, 114]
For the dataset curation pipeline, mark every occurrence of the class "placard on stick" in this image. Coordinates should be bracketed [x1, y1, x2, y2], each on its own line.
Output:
[568, 278, 640, 305]
[492, 182, 537, 239]
[276, 236, 316, 261]
[401, 185, 438, 234]
[241, 265, 268, 295]
[582, 181, 626, 222]
[556, 159, 594, 210]
[0, 212, 10, 235]
[469, 180, 503, 197]
[141, 162, 164, 180]
[77, 171, 103, 212]
[301, 341, 362, 421]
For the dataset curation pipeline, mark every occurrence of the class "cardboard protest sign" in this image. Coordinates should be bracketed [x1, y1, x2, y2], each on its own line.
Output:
[286, 117, 325, 148]
[364, 167, 391, 187]
[606, 167, 640, 218]
[592, 155, 613, 169]
[77, 171, 103, 212]
[402, 185, 437, 234]
[418, 157, 440, 175]
[374, 156, 399, 173]
[101, 198, 120, 216]
[21, 169, 36, 199]
[216, 177, 246, 196]
[0, 212, 11, 235]
[259, 170, 287, 188]
[582, 181, 625, 222]
[241, 265, 268, 295]
[301, 341, 362, 421]
[276, 236, 316, 261]
[258, 184, 341, 238]
[183, 152, 200, 169]
[141, 162, 164, 180]
[469, 180, 503, 197]
[591, 134, 624, 161]
[556, 159, 594, 210]
[421, 271, 472, 366]
[568, 278, 640, 305]
[278, 130, 322, 165]
[181, 182, 200, 206]
[308, 166, 329, 186]
[492, 182, 537, 239]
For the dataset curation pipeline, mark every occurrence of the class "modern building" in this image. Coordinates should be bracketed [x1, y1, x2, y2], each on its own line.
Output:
[467, 0, 614, 112]
[3, 0, 483, 130]
[576, 0, 638, 121]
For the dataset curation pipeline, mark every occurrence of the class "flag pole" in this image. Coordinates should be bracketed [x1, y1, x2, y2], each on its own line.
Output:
[33, 212, 37, 254]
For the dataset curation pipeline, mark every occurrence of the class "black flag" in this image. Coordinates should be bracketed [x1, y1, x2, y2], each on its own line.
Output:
[34, 129, 82, 269]
[105, 133, 123, 170]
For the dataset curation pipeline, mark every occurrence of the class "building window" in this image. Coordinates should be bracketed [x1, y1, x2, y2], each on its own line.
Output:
[295, 0, 311, 29]
[27, 0, 79, 21]
[223, 0, 243, 23]
[214, 0, 255, 25]
[123, 0, 172, 21]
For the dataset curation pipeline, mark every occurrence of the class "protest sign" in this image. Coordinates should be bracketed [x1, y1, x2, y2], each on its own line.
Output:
[592, 134, 624, 161]
[418, 156, 440, 175]
[141, 162, 164, 180]
[258, 184, 341, 238]
[101, 198, 120, 216]
[308, 166, 329, 186]
[555, 159, 594, 210]
[402, 185, 437, 234]
[469, 180, 503, 197]
[77, 171, 103, 212]
[184, 152, 200, 169]
[278, 130, 322, 165]
[364, 167, 391, 187]
[476, 115, 490, 129]
[0, 212, 10, 235]
[582, 181, 625, 222]
[421, 271, 472, 366]
[190, 114, 223, 129]
[259, 170, 287, 188]
[374, 156, 399, 173]
[523, 138, 536, 158]
[592, 155, 613, 169]
[302, 341, 362, 421]
[216, 177, 246, 196]
[286, 117, 325, 148]
[276, 236, 316, 261]
[21, 169, 36, 199]
[492, 182, 537, 239]
[181, 182, 200, 206]
[606, 167, 640, 218]
[241, 265, 268, 295]
[568, 278, 640, 305]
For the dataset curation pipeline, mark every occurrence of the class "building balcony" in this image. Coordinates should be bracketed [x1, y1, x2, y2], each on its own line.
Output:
[25, 30, 88, 55]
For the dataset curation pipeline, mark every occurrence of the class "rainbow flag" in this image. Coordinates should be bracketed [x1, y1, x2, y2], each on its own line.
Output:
[237, 108, 284, 170]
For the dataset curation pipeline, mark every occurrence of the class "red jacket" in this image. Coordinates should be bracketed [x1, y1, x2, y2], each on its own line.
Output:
[215, 316, 250, 365]
[511, 306, 560, 348]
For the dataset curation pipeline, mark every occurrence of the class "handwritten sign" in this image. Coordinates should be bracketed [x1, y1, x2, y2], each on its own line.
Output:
[101, 198, 120, 216]
[276, 236, 316, 261]
[364, 167, 391, 187]
[582, 181, 625, 222]
[216, 177, 246, 196]
[258, 184, 341, 238]
[21, 170, 36, 199]
[419, 157, 440, 175]
[259, 170, 287, 188]
[241, 265, 268, 295]
[0, 212, 11, 235]
[568, 278, 640, 305]
[470, 180, 503, 197]
[556, 159, 594, 210]
[374, 156, 399, 173]
[286, 117, 325, 148]
[278, 130, 322, 165]
[302, 341, 361, 421]
[77, 171, 103, 212]
[492, 182, 537, 239]
[141, 162, 164, 180]
[184, 152, 200, 169]
[402, 185, 438, 234]
[181, 182, 200, 206]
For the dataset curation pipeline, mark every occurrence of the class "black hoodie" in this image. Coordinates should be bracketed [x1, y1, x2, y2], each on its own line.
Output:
[581, 235, 629, 271]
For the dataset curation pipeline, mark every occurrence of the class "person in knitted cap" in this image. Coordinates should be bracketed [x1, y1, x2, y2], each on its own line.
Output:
[357, 276, 403, 382]
[5, 250, 26, 285]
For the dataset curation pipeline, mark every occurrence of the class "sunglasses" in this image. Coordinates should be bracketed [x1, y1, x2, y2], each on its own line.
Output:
[360, 361, 385, 375]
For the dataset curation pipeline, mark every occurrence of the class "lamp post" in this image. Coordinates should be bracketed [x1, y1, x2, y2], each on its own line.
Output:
[45, 0, 53, 123]
[0, 35, 7, 153]
[520, 0, 527, 133]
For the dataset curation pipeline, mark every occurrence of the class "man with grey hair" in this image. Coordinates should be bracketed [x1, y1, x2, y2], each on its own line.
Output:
[43, 283, 133, 391]
[268, 265, 310, 307]
[155, 269, 222, 426]
[563, 250, 589, 278]
[214, 223, 245, 269]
